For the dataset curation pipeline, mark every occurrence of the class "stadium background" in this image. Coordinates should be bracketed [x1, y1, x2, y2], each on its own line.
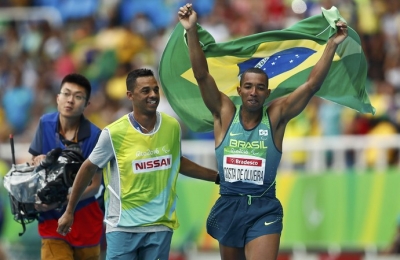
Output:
[0, 0, 399, 259]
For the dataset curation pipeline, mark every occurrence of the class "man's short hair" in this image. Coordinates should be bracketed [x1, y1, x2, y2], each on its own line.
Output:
[60, 73, 92, 100]
[126, 68, 155, 92]
[239, 68, 269, 87]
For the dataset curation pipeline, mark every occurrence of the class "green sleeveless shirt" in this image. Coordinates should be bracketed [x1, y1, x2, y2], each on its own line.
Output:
[104, 112, 181, 229]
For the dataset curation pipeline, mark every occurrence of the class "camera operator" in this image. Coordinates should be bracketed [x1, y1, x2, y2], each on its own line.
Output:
[29, 73, 104, 260]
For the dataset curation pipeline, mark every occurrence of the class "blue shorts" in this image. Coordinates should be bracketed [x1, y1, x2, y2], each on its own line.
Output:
[106, 231, 172, 260]
[207, 195, 283, 247]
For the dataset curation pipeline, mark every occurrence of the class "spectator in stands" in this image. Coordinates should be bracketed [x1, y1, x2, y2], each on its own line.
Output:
[2, 65, 34, 135]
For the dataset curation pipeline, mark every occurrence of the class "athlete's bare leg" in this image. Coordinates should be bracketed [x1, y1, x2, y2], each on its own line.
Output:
[219, 244, 246, 260]
[245, 233, 280, 260]
[219, 233, 280, 260]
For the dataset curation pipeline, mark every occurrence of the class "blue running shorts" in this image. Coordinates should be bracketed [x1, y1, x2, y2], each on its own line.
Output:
[207, 195, 283, 247]
[106, 231, 172, 260]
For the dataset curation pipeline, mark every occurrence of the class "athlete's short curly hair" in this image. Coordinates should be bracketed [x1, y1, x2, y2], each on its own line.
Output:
[239, 68, 269, 87]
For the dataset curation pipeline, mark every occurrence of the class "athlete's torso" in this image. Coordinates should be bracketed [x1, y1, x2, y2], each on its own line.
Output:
[216, 105, 282, 196]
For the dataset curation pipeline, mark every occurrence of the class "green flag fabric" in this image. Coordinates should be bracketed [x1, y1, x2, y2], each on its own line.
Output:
[159, 7, 375, 132]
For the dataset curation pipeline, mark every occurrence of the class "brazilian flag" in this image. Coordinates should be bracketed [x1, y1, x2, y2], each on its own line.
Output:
[159, 7, 375, 132]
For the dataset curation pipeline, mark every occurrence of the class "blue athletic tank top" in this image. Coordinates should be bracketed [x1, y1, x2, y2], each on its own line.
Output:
[216, 105, 282, 196]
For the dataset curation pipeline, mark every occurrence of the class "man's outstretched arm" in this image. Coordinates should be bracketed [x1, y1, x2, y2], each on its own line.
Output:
[178, 3, 231, 117]
[277, 21, 349, 122]
[179, 156, 218, 182]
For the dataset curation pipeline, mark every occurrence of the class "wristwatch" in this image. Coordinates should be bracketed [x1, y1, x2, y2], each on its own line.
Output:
[215, 173, 220, 185]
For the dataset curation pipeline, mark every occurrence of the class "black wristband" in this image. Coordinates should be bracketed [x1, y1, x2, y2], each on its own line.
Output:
[215, 174, 220, 185]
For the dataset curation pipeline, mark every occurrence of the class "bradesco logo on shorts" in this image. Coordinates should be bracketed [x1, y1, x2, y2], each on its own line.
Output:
[133, 155, 172, 173]
[223, 147, 266, 185]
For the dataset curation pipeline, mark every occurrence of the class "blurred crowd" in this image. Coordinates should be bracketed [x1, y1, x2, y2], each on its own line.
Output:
[0, 0, 399, 162]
